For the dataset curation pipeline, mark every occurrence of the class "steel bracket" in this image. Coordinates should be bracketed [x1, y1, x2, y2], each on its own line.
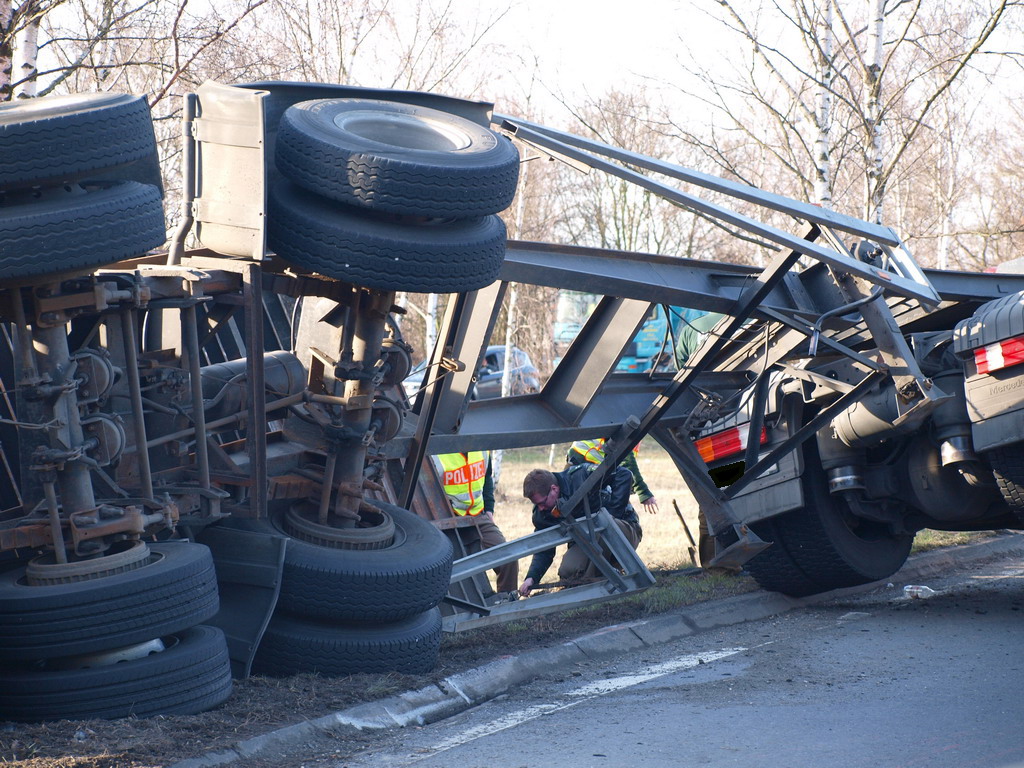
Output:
[444, 507, 654, 632]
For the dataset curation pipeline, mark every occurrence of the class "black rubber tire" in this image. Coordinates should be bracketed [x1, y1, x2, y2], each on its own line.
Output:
[0, 542, 219, 659]
[255, 501, 453, 623]
[0, 625, 232, 722]
[744, 446, 913, 597]
[0, 93, 157, 190]
[986, 446, 1024, 521]
[252, 607, 442, 677]
[267, 179, 506, 293]
[0, 181, 165, 280]
[275, 98, 519, 217]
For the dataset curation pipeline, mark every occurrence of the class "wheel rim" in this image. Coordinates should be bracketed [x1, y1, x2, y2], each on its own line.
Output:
[25, 540, 154, 586]
[284, 502, 397, 550]
[45, 636, 168, 671]
[334, 111, 472, 152]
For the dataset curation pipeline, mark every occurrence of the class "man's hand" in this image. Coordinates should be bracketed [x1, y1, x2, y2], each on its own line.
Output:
[518, 577, 535, 596]
[642, 496, 659, 514]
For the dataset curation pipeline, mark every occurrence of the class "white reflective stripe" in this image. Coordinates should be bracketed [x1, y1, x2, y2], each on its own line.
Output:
[975, 336, 1024, 374]
[437, 452, 487, 516]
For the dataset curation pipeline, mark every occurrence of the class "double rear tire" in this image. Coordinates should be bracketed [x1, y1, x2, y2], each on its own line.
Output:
[0, 93, 157, 190]
[0, 181, 165, 280]
[267, 97, 518, 293]
[744, 446, 913, 597]
[0, 543, 232, 721]
[0, 625, 232, 722]
[268, 179, 506, 293]
[986, 446, 1024, 523]
[249, 501, 453, 677]
[0, 542, 218, 659]
[0, 91, 165, 281]
[257, 502, 453, 623]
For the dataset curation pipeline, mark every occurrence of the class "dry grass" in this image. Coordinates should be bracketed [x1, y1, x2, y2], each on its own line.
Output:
[912, 528, 998, 552]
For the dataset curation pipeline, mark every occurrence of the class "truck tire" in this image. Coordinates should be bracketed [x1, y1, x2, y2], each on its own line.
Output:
[0, 181, 165, 280]
[259, 501, 453, 623]
[267, 179, 506, 293]
[0, 93, 157, 190]
[0, 542, 219, 659]
[986, 446, 1024, 519]
[275, 98, 519, 217]
[252, 607, 442, 677]
[744, 446, 913, 597]
[0, 625, 232, 722]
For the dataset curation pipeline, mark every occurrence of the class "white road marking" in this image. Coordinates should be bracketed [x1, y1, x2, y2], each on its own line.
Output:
[423, 646, 748, 758]
[566, 647, 747, 697]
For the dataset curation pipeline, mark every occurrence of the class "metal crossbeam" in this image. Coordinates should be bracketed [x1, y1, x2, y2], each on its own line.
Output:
[498, 117, 939, 306]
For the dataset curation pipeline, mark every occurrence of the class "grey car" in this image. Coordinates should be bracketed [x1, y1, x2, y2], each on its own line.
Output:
[475, 345, 541, 399]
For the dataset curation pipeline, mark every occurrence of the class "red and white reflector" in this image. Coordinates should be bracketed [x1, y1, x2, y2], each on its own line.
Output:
[974, 335, 1024, 374]
[694, 425, 768, 463]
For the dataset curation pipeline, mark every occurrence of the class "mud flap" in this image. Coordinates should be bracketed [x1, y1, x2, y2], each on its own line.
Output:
[197, 524, 286, 678]
[709, 523, 772, 570]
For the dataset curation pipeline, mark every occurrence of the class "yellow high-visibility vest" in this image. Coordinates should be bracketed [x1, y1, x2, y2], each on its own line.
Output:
[569, 439, 639, 464]
[435, 451, 488, 516]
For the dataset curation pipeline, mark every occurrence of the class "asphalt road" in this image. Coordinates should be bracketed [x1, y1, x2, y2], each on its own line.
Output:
[332, 556, 1024, 768]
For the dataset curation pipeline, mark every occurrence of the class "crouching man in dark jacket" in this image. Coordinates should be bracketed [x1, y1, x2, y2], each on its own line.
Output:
[518, 463, 642, 596]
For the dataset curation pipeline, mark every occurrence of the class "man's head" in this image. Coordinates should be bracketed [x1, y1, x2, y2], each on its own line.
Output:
[523, 468, 559, 512]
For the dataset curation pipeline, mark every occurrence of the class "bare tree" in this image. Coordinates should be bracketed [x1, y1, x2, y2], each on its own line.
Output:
[546, 88, 725, 262]
[669, 0, 1023, 245]
[1, 0, 68, 100]
[30, 0, 271, 105]
[251, 0, 515, 99]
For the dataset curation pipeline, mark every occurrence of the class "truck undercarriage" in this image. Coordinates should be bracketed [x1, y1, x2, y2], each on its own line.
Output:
[1, 80, 1023, 721]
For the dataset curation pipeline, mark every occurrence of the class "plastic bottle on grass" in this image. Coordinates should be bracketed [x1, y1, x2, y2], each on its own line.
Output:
[903, 584, 937, 599]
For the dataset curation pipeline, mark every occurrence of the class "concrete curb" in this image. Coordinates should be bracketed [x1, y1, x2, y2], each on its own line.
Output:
[168, 533, 1024, 768]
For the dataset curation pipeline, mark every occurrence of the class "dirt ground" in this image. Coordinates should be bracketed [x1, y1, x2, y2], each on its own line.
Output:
[0, 569, 751, 768]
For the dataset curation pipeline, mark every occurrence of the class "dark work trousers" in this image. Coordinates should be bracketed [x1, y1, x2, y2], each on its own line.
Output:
[557, 517, 642, 581]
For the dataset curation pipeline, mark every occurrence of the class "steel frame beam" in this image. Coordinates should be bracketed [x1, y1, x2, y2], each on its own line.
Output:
[496, 116, 940, 306]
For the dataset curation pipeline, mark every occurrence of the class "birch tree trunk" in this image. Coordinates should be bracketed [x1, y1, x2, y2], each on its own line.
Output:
[864, 0, 885, 223]
[0, 0, 13, 101]
[16, 3, 39, 98]
[425, 293, 438, 359]
[813, 0, 834, 208]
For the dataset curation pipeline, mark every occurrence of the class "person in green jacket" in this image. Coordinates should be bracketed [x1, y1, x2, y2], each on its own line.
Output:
[565, 438, 659, 514]
[674, 308, 726, 369]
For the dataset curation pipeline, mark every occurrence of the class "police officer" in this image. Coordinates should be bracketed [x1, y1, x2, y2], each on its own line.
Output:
[434, 451, 518, 594]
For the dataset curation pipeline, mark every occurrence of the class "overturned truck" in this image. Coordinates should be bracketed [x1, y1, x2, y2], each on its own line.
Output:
[1, 81, 1022, 721]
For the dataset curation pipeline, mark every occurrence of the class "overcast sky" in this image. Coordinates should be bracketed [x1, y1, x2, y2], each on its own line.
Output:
[479, 0, 724, 117]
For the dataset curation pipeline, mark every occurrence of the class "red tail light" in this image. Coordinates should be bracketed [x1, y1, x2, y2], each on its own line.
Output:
[694, 425, 768, 463]
[974, 335, 1024, 374]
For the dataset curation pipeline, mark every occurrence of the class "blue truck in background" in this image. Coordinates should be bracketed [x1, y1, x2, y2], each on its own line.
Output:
[554, 291, 682, 372]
